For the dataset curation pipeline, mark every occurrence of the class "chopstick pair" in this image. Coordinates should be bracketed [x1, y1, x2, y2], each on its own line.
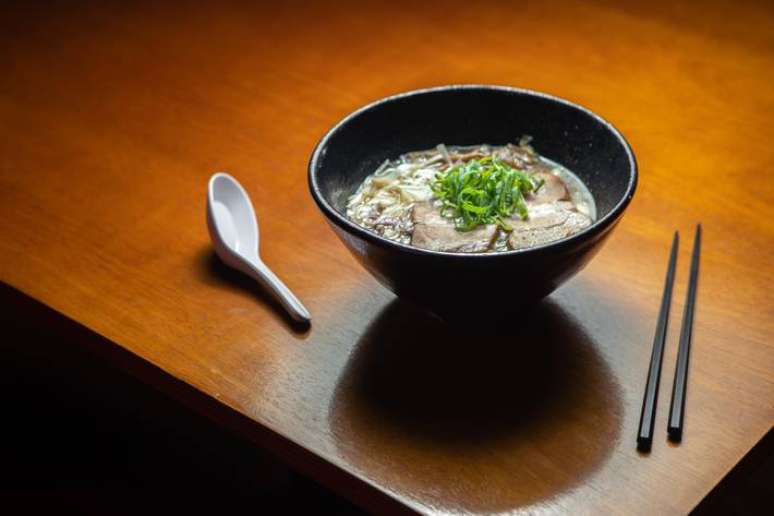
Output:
[637, 224, 702, 452]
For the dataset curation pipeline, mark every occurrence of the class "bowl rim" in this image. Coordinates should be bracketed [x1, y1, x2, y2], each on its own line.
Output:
[308, 84, 638, 259]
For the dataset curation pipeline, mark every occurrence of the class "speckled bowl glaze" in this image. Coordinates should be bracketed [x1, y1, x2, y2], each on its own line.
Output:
[309, 85, 637, 318]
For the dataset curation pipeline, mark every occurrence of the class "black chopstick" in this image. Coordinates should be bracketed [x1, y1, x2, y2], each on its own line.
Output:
[637, 231, 679, 451]
[668, 224, 702, 442]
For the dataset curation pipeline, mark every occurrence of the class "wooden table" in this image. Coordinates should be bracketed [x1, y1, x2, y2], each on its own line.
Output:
[1, 1, 772, 513]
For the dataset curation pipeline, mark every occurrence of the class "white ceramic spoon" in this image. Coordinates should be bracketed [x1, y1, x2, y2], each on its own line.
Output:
[207, 172, 311, 324]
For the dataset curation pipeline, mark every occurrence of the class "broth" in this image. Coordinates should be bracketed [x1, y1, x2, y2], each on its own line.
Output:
[346, 139, 596, 253]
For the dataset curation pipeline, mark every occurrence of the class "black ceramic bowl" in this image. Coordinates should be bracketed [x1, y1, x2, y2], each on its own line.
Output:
[309, 85, 637, 318]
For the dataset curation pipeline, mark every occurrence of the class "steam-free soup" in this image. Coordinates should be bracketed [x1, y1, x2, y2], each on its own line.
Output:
[346, 138, 596, 253]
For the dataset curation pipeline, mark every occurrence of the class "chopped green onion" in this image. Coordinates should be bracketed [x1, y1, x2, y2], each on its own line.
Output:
[431, 157, 543, 231]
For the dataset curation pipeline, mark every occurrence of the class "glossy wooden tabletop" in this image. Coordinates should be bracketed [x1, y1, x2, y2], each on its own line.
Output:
[1, 1, 772, 513]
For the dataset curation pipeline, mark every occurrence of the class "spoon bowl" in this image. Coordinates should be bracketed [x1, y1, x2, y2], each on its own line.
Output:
[207, 172, 311, 324]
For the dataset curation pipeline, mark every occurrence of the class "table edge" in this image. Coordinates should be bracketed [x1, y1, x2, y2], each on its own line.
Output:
[0, 280, 419, 516]
[1, 280, 768, 514]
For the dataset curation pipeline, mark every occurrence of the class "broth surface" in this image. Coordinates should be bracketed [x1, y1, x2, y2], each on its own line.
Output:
[346, 140, 596, 253]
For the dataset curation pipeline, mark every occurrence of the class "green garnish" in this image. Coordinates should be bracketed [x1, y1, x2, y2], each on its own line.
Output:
[431, 157, 544, 231]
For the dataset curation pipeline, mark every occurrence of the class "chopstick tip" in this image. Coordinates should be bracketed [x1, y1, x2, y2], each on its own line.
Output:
[667, 425, 683, 442]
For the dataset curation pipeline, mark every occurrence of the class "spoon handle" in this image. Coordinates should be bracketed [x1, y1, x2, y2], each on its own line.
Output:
[244, 259, 311, 323]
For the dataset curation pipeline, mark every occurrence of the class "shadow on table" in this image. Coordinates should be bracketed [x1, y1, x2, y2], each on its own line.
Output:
[194, 247, 310, 335]
[329, 298, 623, 513]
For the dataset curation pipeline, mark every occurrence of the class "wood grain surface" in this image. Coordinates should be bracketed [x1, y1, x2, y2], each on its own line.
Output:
[1, 1, 772, 514]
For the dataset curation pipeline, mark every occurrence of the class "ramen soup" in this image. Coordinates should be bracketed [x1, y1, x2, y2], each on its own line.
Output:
[346, 138, 596, 253]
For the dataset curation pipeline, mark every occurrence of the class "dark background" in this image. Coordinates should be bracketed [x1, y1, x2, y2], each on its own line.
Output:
[0, 290, 364, 515]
